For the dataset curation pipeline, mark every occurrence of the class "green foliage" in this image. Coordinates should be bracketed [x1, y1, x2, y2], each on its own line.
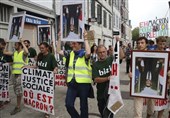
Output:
[132, 27, 139, 41]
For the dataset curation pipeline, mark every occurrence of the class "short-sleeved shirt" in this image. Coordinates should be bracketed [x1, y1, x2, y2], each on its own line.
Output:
[92, 56, 113, 99]
[37, 53, 57, 71]
[28, 47, 37, 58]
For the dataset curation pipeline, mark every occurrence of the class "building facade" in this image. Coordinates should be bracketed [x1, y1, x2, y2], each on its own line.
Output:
[0, 0, 131, 50]
[120, 0, 132, 45]
[0, 0, 54, 51]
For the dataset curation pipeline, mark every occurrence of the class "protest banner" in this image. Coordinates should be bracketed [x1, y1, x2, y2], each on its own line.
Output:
[55, 58, 67, 87]
[143, 96, 169, 111]
[0, 63, 10, 101]
[21, 68, 54, 115]
[139, 17, 168, 39]
[107, 41, 124, 114]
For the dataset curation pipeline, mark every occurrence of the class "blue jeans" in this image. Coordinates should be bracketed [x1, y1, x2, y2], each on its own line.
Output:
[65, 80, 90, 118]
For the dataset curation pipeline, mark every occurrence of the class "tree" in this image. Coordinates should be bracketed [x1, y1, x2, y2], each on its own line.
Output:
[132, 27, 139, 41]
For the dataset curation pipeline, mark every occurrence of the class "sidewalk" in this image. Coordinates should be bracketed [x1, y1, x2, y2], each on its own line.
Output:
[0, 60, 169, 118]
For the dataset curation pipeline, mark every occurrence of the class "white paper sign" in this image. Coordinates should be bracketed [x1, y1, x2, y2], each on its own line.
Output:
[21, 68, 55, 115]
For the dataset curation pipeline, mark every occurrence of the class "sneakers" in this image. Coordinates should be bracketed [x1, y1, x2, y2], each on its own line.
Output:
[10, 107, 21, 115]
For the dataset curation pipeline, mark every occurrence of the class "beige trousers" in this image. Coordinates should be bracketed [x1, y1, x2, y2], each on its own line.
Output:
[134, 97, 155, 118]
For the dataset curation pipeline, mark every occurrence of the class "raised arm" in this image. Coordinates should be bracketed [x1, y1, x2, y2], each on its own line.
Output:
[56, 32, 64, 56]
[20, 39, 28, 55]
[84, 30, 91, 58]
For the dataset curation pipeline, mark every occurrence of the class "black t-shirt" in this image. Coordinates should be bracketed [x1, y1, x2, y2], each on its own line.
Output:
[0, 51, 13, 63]
[37, 53, 57, 71]
[28, 47, 37, 58]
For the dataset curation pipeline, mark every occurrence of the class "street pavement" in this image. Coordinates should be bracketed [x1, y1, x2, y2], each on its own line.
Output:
[0, 60, 169, 118]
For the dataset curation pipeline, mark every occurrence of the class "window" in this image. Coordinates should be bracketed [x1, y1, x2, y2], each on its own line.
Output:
[103, 10, 107, 28]
[0, 3, 10, 22]
[91, 0, 95, 18]
[109, 14, 111, 30]
[98, 38, 101, 45]
[97, 4, 102, 24]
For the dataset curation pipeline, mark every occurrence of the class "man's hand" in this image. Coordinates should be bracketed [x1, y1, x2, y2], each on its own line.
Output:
[83, 30, 88, 40]
[128, 72, 132, 79]
[19, 38, 24, 43]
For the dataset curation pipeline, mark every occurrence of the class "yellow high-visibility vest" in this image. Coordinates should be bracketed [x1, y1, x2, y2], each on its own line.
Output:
[67, 51, 92, 83]
[12, 50, 28, 74]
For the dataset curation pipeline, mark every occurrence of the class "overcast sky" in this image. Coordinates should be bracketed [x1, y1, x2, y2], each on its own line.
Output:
[30, 0, 170, 29]
[129, 0, 169, 29]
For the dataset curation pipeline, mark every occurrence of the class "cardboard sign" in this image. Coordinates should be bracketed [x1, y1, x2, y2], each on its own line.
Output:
[0, 63, 10, 101]
[21, 68, 54, 115]
[107, 41, 124, 114]
[55, 59, 67, 87]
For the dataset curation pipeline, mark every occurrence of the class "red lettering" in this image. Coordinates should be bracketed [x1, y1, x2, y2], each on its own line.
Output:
[36, 101, 39, 109]
[24, 90, 28, 97]
[42, 94, 46, 103]
[32, 100, 35, 107]
[55, 81, 67, 86]
[2, 92, 6, 98]
[47, 96, 52, 104]
[155, 99, 168, 106]
[37, 93, 53, 104]
[112, 64, 117, 76]
[55, 75, 65, 80]
[37, 93, 41, 101]
[23, 98, 48, 112]
[40, 102, 43, 110]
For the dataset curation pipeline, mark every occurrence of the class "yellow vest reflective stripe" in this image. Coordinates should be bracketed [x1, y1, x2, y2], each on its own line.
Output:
[67, 51, 92, 83]
[12, 50, 28, 74]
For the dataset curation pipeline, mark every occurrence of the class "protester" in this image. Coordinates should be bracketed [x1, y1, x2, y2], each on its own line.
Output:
[154, 36, 169, 118]
[36, 42, 57, 118]
[129, 37, 155, 118]
[0, 38, 13, 109]
[147, 40, 157, 50]
[3, 39, 28, 115]
[107, 45, 113, 56]
[57, 31, 92, 118]
[24, 40, 37, 58]
[125, 43, 132, 73]
[92, 37, 124, 118]
[90, 44, 98, 66]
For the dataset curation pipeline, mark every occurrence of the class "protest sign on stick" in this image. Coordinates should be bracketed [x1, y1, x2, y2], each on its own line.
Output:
[107, 41, 124, 114]
[55, 57, 67, 87]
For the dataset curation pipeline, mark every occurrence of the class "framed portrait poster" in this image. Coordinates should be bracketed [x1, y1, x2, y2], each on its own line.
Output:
[7, 11, 26, 42]
[61, 1, 84, 42]
[37, 24, 52, 45]
[130, 50, 169, 99]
